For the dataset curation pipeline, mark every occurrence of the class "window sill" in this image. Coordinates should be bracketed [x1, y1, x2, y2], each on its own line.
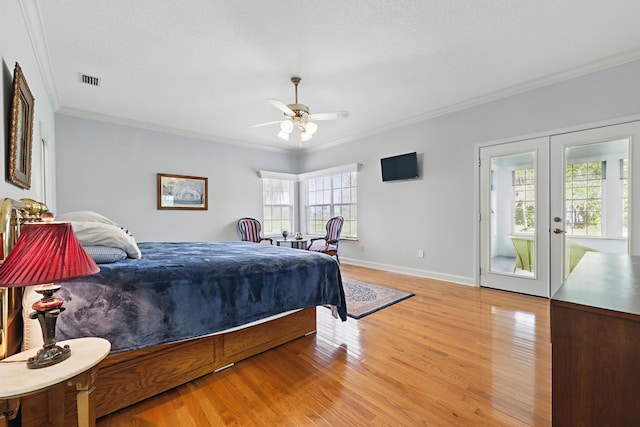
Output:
[302, 235, 358, 241]
[567, 236, 627, 241]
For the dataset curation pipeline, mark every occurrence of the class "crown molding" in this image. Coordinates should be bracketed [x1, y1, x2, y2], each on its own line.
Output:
[56, 107, 296, 154]
[19, 0, 60, 110]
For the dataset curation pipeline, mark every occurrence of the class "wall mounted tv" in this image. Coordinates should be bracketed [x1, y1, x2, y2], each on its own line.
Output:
[380, 152, 419, 182]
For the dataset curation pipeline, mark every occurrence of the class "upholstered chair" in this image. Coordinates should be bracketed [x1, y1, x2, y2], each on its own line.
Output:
[308, 216, 344, 262]
[237, 218, 273, 244]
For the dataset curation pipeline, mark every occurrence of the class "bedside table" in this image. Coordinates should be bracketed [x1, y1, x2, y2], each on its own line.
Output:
[0, 337, 110, 427]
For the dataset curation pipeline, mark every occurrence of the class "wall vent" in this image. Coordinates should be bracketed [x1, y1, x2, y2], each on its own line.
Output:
[81, 74, 100, 87]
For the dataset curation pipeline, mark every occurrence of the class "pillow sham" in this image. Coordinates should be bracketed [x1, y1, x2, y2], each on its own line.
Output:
[82, 245, 127, 264]
[70, 221, 141, 259]
[56, 210, 134, 236]
[56, 210, 120, 226]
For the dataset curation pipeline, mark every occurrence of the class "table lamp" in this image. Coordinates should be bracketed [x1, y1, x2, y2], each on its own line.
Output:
[0, 221, 99, 368]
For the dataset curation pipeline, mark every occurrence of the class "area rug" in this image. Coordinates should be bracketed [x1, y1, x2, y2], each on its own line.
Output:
[340, 277, 414, 319]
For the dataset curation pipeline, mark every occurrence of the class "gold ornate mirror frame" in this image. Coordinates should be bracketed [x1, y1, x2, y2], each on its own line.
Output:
[8, 62, 35, 190]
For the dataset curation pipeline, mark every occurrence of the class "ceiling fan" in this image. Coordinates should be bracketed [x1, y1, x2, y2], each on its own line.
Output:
[252, 76, 349, 143]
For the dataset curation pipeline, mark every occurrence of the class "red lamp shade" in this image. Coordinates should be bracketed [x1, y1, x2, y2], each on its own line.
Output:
[0, 222, 99, 287]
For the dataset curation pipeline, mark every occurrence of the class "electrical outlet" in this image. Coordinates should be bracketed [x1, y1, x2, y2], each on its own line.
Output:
[359, 244, 364, 252]
[418, 249, 424, 258]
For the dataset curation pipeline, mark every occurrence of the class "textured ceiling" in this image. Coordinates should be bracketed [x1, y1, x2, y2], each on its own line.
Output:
[21, 0, 640, 151]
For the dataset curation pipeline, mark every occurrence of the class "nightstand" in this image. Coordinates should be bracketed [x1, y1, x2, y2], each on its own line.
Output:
[0, 337, 110, 427]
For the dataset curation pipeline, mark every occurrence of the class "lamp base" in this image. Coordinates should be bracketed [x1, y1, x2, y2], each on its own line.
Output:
[27, 283, 71, 369]
[27, 343, 71, 369]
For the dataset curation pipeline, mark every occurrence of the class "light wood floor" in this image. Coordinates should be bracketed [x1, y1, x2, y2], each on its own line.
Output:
[96, 264, 551, 426]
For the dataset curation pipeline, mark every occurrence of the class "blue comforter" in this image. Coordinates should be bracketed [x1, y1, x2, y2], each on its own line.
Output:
[56, 241, 346, 353]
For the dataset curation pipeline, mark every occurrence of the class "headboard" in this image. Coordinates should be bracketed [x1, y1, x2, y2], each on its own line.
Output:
[0, 197, 48, 359]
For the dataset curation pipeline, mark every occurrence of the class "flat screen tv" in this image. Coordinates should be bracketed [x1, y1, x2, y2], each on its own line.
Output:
[381, 152, 418, 182]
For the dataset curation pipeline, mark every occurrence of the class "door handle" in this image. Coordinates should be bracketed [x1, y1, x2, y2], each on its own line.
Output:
[553, 228, 566, 234]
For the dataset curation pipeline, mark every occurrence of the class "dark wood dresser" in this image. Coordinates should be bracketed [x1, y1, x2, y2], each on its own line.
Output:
[551, 252, 640, 426]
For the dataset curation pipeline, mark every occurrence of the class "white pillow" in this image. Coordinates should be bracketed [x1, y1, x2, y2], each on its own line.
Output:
[56, 211, 121, 226]
[70, 221, 141, 259]
[57, 210, 134, 236]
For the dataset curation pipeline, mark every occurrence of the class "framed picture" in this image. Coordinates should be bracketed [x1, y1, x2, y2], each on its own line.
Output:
[157, 173, 208, 210]
[8, 62, 35, 190]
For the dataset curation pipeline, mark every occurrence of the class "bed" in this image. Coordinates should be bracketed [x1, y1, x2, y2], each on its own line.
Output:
[0, 198, 346, 426]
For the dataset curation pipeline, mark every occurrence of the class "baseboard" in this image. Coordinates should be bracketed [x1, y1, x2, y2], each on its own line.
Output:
[340, 257, 476, 287]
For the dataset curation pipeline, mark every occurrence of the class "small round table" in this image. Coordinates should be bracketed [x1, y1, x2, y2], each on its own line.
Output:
[0, 337, 111, 427]
[276, 238, 310, 250]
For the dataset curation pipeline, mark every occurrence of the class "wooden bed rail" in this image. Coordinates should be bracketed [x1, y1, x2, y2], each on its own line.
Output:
[0, 197, 49, 360]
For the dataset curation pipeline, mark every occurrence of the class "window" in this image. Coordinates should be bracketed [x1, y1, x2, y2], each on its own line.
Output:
[333, 172, 357, 237]
[307, 176, 331, 234]
[262, 178, 294, 235]
[621, 158, 628, 237]
[565, 161, 603, 236]
[302, 165, 359, 239]
[512, 168, 535, 234]
[260, 163, 360, 240]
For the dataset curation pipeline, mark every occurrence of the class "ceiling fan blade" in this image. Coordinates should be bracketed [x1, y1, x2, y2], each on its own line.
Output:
[267, 99, 295, 116]
[250, 120, 282, 128]
[308, 111, 350, 121]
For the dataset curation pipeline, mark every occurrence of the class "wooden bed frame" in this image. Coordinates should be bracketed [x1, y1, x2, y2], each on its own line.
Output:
[0, 198, 317, 426]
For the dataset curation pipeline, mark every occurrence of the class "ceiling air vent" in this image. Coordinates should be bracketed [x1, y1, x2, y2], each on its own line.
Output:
[81, 74, 100, 87]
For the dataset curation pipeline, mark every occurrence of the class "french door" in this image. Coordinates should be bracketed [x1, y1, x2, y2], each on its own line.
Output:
[549, 121, 640, 295]
[479, 137, 550, 297]
[479, 120, 640, 298]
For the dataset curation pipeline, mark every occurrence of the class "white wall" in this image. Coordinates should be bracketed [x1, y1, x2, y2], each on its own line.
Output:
[300, 60, 640, 284]
[55, 115, 297, 242]
[1, 0, 56, 208]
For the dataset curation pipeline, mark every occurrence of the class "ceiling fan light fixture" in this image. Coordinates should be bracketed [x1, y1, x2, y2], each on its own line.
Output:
[301, 131, 313, 142]
[252, 76, 349, 144]
[305, 121, 318, 135]
[277, 130, 290, 141]
[280, 119, 294, 133]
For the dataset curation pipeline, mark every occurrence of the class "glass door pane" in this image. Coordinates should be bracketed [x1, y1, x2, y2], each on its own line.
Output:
[489, 152, 537, 277]
[562, 139, 629, 279]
